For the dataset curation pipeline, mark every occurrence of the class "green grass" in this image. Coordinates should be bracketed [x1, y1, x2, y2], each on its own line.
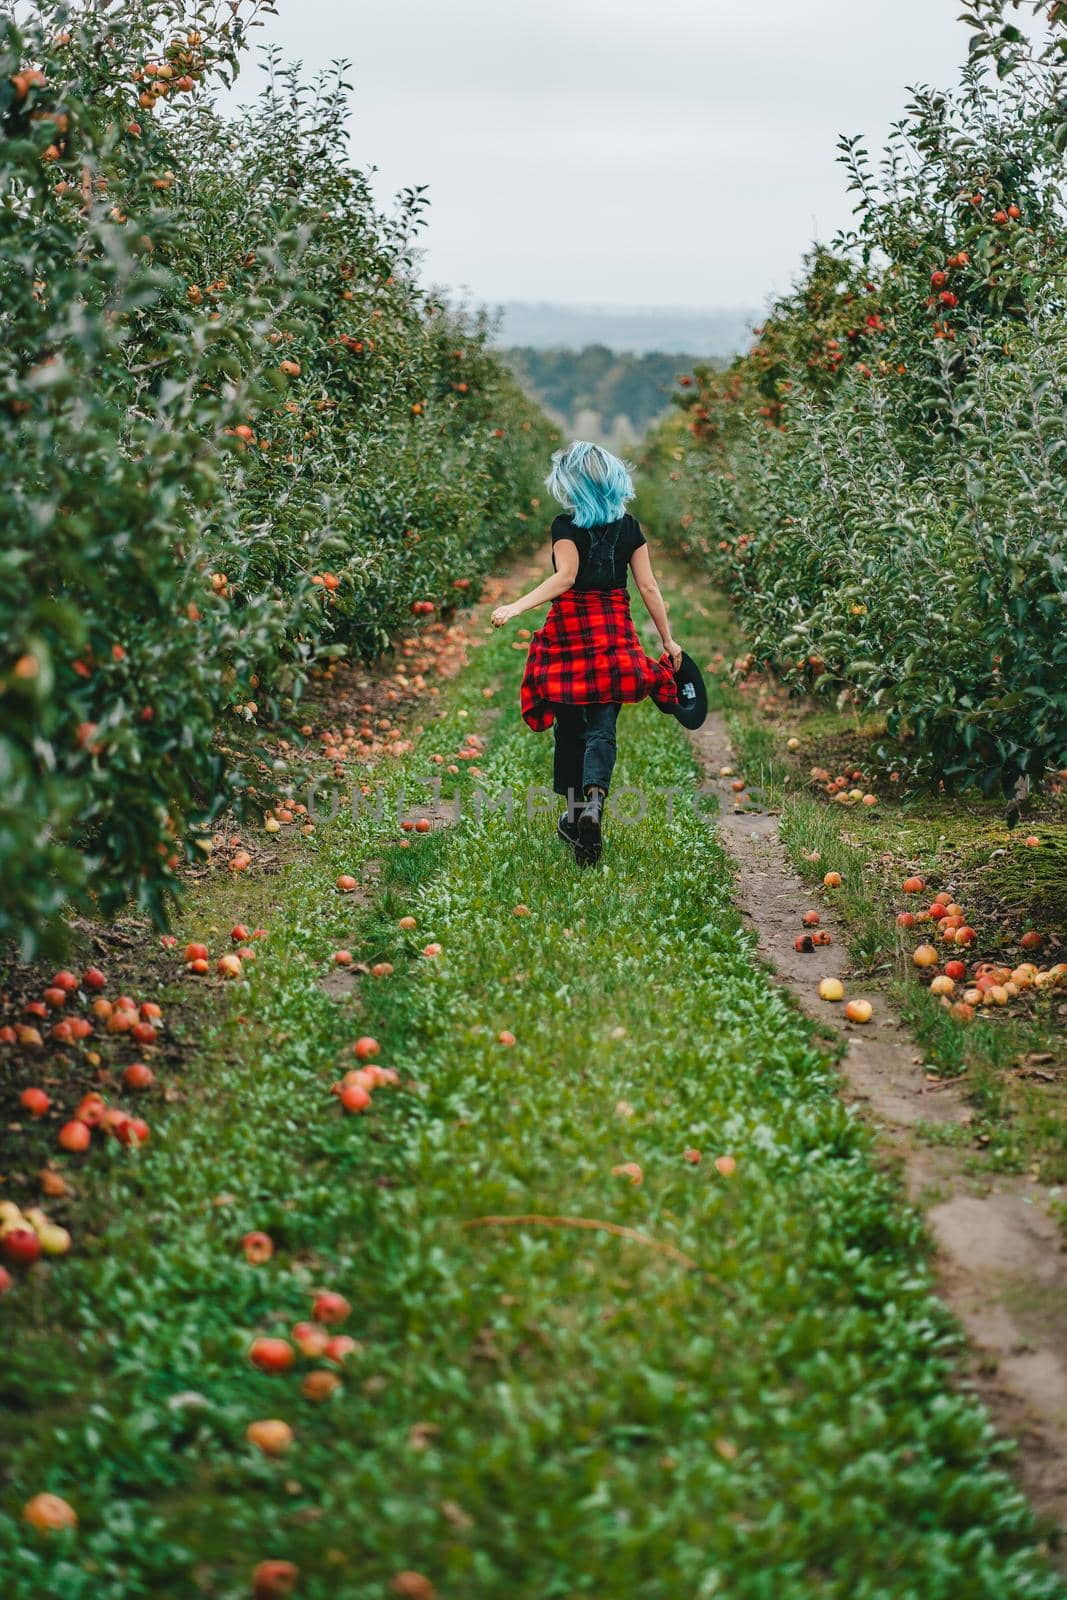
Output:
[0, 600, 1064, 1598]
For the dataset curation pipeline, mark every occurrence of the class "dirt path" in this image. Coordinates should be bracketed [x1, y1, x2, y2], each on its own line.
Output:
[691, 709, 1067, 1551]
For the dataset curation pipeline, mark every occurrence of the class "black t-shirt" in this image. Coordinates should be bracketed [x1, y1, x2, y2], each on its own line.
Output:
[551, 513, 646, 592]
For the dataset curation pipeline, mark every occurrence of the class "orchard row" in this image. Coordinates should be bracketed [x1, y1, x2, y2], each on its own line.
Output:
[644, 0, 1066, 798]
[0, 0, 558, 955]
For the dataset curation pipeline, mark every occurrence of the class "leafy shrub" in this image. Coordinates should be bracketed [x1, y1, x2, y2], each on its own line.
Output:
[0, 2, 556, 955]
[647, 0, 1067, 799]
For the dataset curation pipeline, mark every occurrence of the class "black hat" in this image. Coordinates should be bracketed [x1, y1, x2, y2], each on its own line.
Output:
[670, 651, 708, 730]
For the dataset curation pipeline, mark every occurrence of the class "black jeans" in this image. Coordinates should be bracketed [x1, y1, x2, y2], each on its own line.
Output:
[551, 702, 622, 809]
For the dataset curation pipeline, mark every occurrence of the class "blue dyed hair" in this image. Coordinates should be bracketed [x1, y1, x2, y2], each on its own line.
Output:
[545, 441, 635, 528]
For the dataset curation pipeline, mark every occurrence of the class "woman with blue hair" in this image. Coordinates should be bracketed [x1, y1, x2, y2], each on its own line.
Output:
[491, 441, 683, 866]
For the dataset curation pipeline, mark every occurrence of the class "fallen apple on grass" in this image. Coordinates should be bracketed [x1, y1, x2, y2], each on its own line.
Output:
[38, 1222, 72, 1255]
[249, 1337, 295, 1373]
[253, 1559, 300, 1598]
[242, 1231, 274, 1264]
[113, 1115, 150, 1147]
[292, 1322, 330, 1358]
[22, 1493, 77, 1533]
[818, 978, 844, 1001]
[612, 1162, 643, 1185]
[312, 1290, 351, 1325]
[391, 1574, 435, 1600]
[302, 1369, 342, 1402]
[246, 1419, 293, 1456]
[1, 1227, 41, 1266]
[844, 999, 873, 1023]
[339, 1068, 376, 1092]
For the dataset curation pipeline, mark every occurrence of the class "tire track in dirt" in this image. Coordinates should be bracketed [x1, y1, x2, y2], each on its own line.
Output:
[691, 709, 1067, 1556]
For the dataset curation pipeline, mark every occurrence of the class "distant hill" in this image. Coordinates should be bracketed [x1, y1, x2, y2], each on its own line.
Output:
[491, 302, 759, 358]
[502, 343, 723, 451]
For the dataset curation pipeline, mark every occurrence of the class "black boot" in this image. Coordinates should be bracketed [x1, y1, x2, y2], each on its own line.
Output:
[577, 786, 605, 867]
[557, 810, 580, 848]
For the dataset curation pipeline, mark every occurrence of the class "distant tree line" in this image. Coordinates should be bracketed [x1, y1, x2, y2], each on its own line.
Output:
[503, 344, 724, 448]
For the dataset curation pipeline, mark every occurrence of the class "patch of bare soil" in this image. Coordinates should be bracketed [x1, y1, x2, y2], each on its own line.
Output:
[691, 709, 1067, 1556]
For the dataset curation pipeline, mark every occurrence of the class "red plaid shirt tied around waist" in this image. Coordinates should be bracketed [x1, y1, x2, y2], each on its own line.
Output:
[520, 588, 679, 732]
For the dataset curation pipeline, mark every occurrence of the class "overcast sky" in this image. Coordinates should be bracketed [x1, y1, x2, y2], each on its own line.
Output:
[233, 0, 974, 312]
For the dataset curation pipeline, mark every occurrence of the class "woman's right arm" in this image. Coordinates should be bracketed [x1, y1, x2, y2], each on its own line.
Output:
[630, 545, 682, 668]
[491, 540, 579, 626]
